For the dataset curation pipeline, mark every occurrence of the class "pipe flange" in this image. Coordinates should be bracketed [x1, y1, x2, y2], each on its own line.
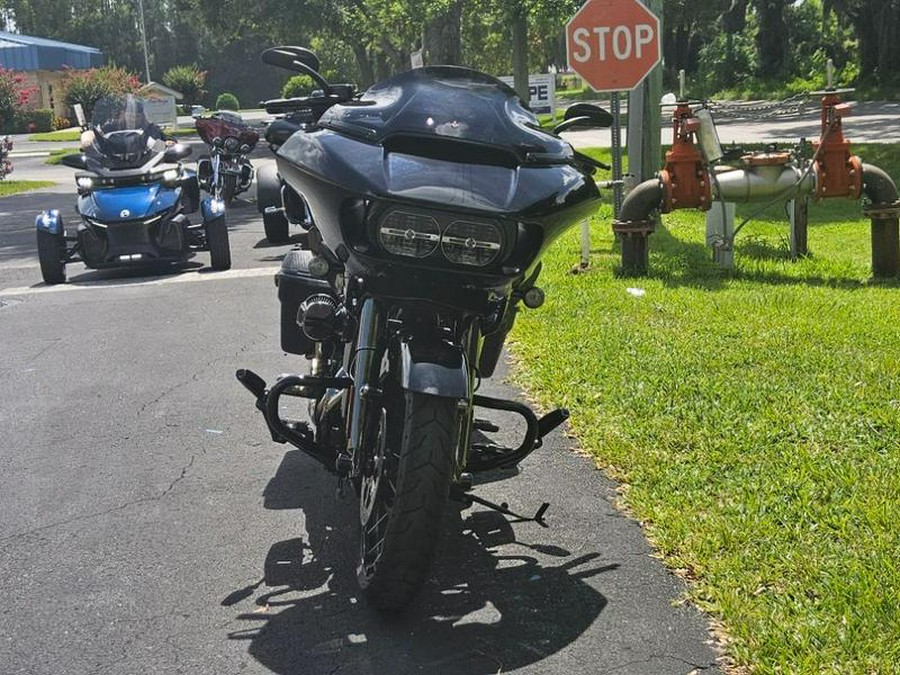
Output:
[863, 200, 900, 219]
[612, 219, 656, 236]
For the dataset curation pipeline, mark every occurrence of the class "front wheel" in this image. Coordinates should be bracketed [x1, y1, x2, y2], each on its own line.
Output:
[37, 229, 66, 284]
[205, 216, 231, 271]
[220, 173, 237, 206]
[358, 389, 457, 611]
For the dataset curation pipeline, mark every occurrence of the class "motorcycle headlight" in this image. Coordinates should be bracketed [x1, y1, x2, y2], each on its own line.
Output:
[224, 137, 240, 152]
[162, 168, 180, 182]
[441, 219, 503, 267]
[76, 176, 93, 189]
[378, 210, 440, 259]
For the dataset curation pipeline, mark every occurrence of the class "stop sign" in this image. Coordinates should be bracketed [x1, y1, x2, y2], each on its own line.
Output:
[566, 0, 662, 92]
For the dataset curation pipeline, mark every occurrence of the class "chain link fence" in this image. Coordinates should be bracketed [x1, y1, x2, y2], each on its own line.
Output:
[707, 92, 811, 121]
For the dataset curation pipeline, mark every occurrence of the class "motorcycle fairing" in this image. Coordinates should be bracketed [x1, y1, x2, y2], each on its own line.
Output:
[317, 67, 570, 160]
[278, 130, 596, 215]
[80, 184, 180, 222]
[195, 113, 260, 148]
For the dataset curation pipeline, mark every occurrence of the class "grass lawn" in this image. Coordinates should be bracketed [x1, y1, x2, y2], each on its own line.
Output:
[29, 129, 81, 142]
[45, 148, 77, 165]
[0, 180, 55, 196]
[509, 145, 900, 673]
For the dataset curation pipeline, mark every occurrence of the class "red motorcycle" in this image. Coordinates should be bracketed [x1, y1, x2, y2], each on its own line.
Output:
[194, 111, 259, 204]
[1, 136, 13, 179]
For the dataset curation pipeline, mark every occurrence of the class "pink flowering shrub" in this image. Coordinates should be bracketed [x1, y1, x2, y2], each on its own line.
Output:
[0, 67, 37, 132]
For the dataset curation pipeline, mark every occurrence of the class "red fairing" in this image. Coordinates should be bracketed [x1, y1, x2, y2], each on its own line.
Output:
[195, 117, 260, 149]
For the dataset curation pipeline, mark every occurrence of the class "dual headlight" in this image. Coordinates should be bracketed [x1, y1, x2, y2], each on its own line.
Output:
[377, 209, 504, 267]
[76, 168, 180, 191]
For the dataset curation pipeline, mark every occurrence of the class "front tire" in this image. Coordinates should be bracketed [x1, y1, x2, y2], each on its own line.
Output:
[358, 389, 457, 611]
[37, 229, 66, 284]
[221, 173, 237, 206]
[205, 216, 231, 271]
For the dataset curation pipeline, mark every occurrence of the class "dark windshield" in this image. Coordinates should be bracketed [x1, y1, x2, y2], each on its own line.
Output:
[91, 95, 153, 133]
[318, 67, 571, 161]
[88, 95, 157, 168]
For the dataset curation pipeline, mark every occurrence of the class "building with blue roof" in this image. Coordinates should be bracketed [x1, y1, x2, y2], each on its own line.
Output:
[0, 31, 104, 119]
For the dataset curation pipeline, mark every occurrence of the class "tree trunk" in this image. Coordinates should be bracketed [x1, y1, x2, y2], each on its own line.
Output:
[754, 0, 788, 79]
[511, 1, 528, 101]
[424, 1, 462, 66]
[350, 43, 375, 89]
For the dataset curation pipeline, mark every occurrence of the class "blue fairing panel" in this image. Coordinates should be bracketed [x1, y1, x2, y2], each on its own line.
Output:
[84, 185, 180, 222]
[35, 209, 62, 234]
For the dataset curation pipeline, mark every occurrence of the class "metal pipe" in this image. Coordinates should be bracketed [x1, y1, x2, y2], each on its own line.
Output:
[347, 298, 382, 464]
[614, 177, 665, 276]
[861, 163, 900, 277]
[714, 165, 815, 203]
[618, 177, 665, 222]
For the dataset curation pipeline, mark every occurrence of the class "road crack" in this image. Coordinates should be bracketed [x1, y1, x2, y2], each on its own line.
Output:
[0, 447, 198, 544]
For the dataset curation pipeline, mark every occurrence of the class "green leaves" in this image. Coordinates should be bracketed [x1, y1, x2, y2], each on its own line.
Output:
[162, 64, 207, 108]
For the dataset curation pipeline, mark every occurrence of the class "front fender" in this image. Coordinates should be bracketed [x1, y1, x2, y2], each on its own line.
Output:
[35, 209, 62, 235]
[394, 338, 470, 399]
[201, 197, 226, 222]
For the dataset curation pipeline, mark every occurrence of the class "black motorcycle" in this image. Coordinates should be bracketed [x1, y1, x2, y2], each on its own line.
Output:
[238, 46, 612, 611]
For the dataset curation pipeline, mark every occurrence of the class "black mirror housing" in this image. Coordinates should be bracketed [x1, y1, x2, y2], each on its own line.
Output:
[163, 143, 191, 162]
[563, 103, 614, 128]
[60, 153, 88, 170]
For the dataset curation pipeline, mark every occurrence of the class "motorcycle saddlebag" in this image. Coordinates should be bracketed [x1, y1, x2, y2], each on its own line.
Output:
[275, 248, 332, 356]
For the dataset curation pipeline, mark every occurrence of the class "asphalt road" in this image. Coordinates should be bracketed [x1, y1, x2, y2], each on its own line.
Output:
[0, 140, 722, 673]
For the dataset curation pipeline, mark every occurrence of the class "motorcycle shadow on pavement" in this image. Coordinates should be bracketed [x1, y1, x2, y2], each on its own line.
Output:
[223, 449, 615, 674]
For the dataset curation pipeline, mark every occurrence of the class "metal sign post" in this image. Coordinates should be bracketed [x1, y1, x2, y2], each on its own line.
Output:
[611, 92, 624, 218]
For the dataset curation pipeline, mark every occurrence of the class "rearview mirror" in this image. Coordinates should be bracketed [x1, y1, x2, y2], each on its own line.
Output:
[261, 46, 331, 95]
[262, 46, 321, 74]
[60, 153, 88, 170]
[163, 143, 191, 162]
[563, 103, 613, 127]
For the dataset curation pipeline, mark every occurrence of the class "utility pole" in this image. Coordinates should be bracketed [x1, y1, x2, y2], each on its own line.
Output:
[137, 0, 151, 83]
[627, 0, 662, 182]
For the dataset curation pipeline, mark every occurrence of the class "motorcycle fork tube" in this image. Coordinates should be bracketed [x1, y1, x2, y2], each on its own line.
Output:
[457, 322, 482, 469]
[211, 153, 221, 198]
[347, 297, 384, 475]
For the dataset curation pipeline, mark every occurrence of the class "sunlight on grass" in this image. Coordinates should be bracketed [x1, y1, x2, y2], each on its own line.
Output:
[45, 148, 77, 165]
[0, 180, 55, 196]
[28, 129, 81, 142]
[509, 149, 900, 673]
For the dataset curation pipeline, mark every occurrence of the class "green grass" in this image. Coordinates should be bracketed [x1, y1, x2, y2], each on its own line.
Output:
[0, 180, 55, 196]
[162, 127, 199, 137]
[31, 127, 197, 143]
[29, 129, 81, 142]
[45, 148, 78, 165]
[509, 145, 900, 673]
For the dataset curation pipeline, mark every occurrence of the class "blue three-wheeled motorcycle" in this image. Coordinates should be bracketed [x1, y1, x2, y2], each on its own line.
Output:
[36, 95, 231, 284]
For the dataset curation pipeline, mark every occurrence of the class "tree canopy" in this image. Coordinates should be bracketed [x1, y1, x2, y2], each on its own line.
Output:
[0, 0, 895, 106]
